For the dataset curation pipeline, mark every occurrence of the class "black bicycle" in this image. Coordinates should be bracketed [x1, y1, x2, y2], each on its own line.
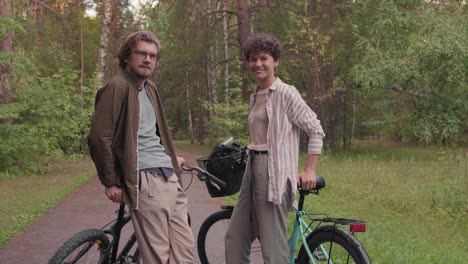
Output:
[48, 203, 140, 264]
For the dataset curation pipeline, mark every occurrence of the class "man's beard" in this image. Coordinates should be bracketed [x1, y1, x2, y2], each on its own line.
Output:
[131, 66, 154, 80]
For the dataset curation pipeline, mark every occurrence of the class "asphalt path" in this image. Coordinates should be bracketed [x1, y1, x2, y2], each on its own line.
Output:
[0, 148, 230, 264]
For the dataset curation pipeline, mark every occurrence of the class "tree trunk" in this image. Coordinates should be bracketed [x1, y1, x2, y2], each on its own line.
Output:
[198, 92, 206, 144]
[186, 72, 195, 144]
[0, 0, 13, 125]
[326, 0, 338, 152]
[342, 93, 347, 150]
[309, 0, 321, 113]
[27, 0, 44, 45]
[349, 89, 356, 148]
[210, 44, 219, 107]
[105, 0, 121, 80]
[205, 52, 213, 119]
[95, 0, 112, 88]
[79, 6, 84, 111]
[236, 0, 251, 100]
[223, 0, 230, 106]
[208, 0, 218, 115]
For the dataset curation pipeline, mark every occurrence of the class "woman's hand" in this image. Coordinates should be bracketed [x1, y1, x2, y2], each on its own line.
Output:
[297, 169, 317, 190]
[297, 154, 319, 190]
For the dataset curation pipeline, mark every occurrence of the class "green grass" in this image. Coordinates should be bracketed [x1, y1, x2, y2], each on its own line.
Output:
[223, 141, 467, 263]
[303, 142, 467, 263]
[0, 156, 95, 245]
[1, 141, 466, 263]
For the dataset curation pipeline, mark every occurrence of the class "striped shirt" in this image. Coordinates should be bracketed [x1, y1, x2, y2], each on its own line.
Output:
[249, 78, 325, 210]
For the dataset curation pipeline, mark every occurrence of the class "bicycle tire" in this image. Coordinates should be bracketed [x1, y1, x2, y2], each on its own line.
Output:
[197, 209, 232, 264]
[198, 208, 263, 264]
[48, 228, 110, 264]
[297, 225, 371, 264]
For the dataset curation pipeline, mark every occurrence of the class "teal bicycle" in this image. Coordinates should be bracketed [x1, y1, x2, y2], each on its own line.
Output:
[290, 181, 371, 263]
[183, 164, 372, 264]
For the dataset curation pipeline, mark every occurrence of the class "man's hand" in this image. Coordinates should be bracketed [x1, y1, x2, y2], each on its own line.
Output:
[105, 186, 122, 203]
[176, 156, 187, 168]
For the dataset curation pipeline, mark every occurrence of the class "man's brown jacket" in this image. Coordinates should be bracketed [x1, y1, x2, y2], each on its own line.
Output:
[88, 69, 180, 209]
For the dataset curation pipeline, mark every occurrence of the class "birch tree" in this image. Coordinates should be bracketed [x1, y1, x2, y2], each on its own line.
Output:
[95, 0, 112, 88]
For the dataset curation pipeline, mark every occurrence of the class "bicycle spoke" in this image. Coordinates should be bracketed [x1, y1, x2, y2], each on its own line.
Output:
[297, 226, 370, 264]
[313, 241, 356, 264]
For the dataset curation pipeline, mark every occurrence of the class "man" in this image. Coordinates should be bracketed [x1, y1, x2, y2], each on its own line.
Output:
[88, 30, 194, 263]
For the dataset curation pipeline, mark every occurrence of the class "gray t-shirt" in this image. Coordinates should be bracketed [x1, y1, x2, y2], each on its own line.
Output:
[137, 86, 173, 170]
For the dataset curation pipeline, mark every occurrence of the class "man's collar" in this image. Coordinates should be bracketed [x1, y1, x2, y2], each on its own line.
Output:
[120, 69, 153, 91]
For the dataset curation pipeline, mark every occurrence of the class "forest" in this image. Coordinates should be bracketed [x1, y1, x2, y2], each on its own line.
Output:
[0, 0, 467, 176]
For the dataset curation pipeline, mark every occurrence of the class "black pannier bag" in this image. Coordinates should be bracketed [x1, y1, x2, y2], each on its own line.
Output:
[197, 138, 246, 197]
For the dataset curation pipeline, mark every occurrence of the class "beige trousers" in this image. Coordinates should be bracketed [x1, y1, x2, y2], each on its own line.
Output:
[225, 153, 290, 264]
[130, 171, 194, 264]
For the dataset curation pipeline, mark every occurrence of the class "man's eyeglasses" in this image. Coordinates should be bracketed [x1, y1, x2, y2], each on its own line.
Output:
[133, 50, 158, 61]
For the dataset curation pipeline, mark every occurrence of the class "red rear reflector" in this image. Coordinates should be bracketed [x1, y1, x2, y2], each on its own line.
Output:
[350, 223, 366, 233]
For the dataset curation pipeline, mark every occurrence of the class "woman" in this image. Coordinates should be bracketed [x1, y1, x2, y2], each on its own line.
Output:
[225, 33, 325, 263]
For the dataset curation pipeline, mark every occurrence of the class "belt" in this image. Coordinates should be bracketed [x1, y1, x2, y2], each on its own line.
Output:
[251, 150, 268, 155]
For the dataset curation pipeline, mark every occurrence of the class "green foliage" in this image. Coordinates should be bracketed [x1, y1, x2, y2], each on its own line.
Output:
[0, 50, 93, 176]
[300, 142, 467, 263]
[205, 92, 249, 146]
[0, 124, 51, 176]
[0, 17, 24, 36]
[2, 0, 467, 176]
[348, 0, 468, 144]
[412, 93, 466, 144]
[0, 103, 26, 119]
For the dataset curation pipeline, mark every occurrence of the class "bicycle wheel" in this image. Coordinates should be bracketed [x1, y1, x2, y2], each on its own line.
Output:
[197, 209, 262, 264]
[197, 210, 231, 264]
[297, 225, 371, 264]
[48, 229, 110, 264]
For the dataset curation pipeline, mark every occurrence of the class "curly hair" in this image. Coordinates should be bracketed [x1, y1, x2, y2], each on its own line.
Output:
[243, 32, 283, 62]
[117, 31, 161, 70]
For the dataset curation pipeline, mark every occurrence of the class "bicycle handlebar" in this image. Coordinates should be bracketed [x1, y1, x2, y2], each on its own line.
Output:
[182, 163, 325, 194]
[181, 164, 228, 190]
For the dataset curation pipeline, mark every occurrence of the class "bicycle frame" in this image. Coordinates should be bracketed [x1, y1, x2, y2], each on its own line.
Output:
[288, 210, 309, 263]
[101, 204, 138, 264]
[289, 210, 335, 264]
